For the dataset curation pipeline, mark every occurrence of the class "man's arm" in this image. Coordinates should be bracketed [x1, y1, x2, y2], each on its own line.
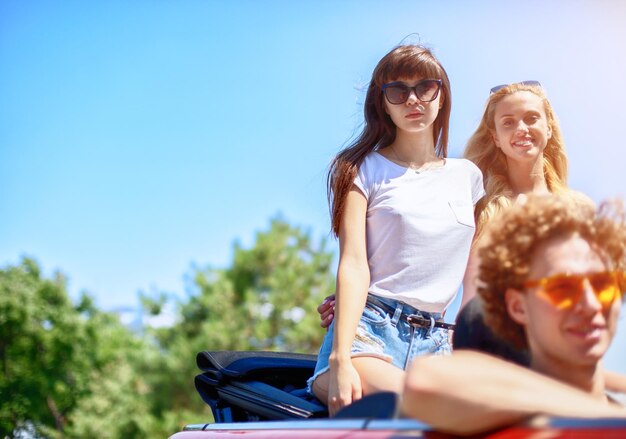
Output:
[605, 370, 626, 394]
[401, 351, 626, 435]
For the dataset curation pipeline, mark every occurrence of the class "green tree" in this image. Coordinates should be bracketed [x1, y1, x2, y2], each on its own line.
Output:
[1, 216, 336, 438]
[139, 216, 336, 434]
[0, 257, 152, 438]
[181, 215, 334, 353]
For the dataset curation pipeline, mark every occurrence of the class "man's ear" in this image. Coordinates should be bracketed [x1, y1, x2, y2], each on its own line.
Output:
[505, 287, 528, 325]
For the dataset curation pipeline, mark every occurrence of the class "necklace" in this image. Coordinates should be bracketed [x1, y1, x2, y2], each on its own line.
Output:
[390, 145, 444, 174]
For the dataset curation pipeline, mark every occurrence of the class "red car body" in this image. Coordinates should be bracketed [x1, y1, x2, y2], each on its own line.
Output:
[170, 418, 626, 439]
[169, 351, 626, 439]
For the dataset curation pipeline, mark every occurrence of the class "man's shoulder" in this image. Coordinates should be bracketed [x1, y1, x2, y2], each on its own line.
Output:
[454, 298, 529, 366]
[607, 391, 626, 407]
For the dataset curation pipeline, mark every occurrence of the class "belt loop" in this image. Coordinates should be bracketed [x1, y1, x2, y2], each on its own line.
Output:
[404, 324, 416, 370]
[391, 302, 403, 327]
[427, 315, 435, 337]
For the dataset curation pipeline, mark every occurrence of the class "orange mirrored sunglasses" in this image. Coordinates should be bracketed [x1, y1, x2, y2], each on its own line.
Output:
[523, 271, 624, 310]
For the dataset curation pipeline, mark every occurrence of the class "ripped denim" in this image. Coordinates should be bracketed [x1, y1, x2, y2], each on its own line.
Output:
[306, 294, 451, 396]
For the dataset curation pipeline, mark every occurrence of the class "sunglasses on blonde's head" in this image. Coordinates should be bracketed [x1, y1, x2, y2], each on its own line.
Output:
[523, 271, 623, 310]
[490, 80, 542, 94]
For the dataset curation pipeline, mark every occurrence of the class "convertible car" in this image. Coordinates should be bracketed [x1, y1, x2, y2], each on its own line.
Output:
[169, 350, 626, 438]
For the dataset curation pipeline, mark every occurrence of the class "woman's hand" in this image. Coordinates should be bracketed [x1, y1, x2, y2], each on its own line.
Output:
[317, 294, 336, 329]
[328, 359, 362, 416]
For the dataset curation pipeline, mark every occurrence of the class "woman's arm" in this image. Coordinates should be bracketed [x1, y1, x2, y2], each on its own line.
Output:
[327, 187, 370, 415]
[460, 249, 480, 310]
[401, 351, 626, 435]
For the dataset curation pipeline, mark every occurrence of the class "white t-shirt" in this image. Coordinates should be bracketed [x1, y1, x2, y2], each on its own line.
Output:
[354, 152, 485, 313]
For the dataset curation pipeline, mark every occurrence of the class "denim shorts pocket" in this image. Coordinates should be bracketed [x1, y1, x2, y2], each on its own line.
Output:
[361, 301, 391, 327]
[448, 200, 475, 228]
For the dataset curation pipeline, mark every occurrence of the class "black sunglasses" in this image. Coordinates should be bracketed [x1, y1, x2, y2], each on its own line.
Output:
[490, 80, 542, 94]
[382, 79, 442, 105]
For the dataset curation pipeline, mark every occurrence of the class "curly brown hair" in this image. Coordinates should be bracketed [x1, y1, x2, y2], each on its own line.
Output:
[477, 194, 626, 350]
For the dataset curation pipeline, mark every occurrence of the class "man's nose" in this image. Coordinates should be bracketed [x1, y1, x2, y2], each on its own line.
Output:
[577, 279, 603, 313]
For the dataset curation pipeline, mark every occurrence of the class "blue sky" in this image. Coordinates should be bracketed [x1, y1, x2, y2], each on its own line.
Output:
[1, 0, 625, 373]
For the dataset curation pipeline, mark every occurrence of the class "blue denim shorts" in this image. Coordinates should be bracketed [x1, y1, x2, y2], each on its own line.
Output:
[307, 294, 452, 395]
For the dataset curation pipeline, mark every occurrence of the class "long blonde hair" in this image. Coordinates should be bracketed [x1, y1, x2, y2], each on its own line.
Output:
[464, 83, 569, 242]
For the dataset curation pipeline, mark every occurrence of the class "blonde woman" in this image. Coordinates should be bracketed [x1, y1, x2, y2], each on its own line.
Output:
[461, 80, 577, 307]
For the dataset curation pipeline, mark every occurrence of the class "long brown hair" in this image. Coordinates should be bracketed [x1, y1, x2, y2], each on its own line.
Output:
[464, 83, 569, 243]
[327, 44, 452, 236]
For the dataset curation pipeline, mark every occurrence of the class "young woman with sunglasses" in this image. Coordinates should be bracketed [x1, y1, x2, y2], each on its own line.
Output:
[454, 82, 589, 357]
[307, 43, 484, 415]
[460, 81, 574, 305]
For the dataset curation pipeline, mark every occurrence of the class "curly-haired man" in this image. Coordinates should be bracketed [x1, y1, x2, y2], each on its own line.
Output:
[401, 194, 626, 435]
